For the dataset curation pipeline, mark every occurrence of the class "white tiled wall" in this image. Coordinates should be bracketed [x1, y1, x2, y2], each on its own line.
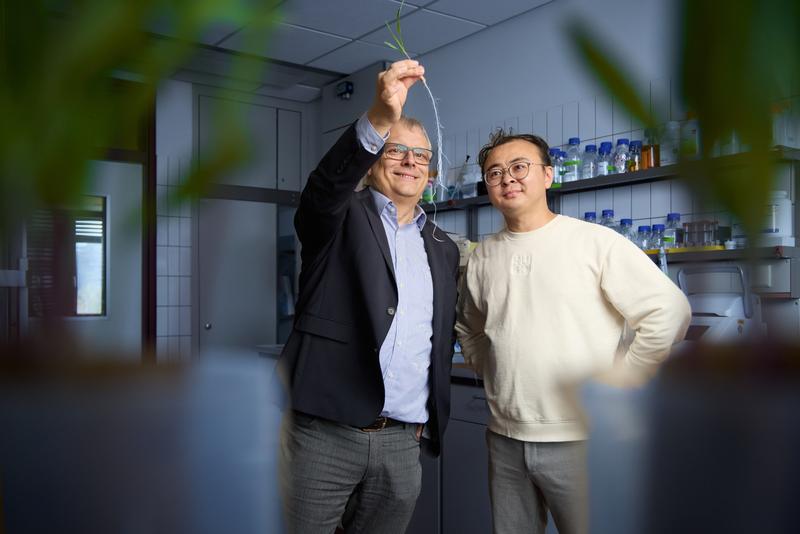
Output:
[156, 155, 192, 362]
[433, 72, 798, 248]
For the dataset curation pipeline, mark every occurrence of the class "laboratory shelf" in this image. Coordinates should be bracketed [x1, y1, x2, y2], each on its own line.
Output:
[422, 146, 800, 214]
[647, 246, 799, 264]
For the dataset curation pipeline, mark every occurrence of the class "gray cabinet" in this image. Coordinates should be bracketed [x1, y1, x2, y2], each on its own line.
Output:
[406, 453, 440, 534]
[441, 382, 492, 534]
[442, 419, 492, 533]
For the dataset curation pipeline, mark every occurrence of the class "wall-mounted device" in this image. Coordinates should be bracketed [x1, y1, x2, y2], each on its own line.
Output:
[336, 81, 354, 100]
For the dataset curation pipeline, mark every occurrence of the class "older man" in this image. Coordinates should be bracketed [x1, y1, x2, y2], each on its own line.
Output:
[278, 60, 459, 534]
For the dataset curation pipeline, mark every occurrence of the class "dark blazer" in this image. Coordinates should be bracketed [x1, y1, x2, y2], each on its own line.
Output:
[278, 122, 459, 456]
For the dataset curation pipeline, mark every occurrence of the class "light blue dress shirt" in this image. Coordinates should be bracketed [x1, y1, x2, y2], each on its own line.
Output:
[356, 114, 435, 424]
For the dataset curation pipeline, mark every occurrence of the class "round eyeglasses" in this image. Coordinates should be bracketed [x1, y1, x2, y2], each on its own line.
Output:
[384, 143, 434, 165]
[483, 161, 548, 186]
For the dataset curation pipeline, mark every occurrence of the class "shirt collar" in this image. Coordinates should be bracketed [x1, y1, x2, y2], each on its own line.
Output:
[369, 187, 427, 230]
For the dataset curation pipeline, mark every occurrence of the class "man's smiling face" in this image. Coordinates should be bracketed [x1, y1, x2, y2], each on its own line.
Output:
[368, 122, 430, 204]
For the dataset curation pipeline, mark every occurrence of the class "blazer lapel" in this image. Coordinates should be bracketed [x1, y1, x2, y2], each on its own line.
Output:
[357, 189, 396, 283]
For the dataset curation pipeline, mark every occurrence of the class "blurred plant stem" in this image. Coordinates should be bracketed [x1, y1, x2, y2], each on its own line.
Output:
[0, 0, 280, 234]
[568, 0, 800, 240]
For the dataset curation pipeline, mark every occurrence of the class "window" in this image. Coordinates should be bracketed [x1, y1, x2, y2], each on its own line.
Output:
[28, 196, 107, 317]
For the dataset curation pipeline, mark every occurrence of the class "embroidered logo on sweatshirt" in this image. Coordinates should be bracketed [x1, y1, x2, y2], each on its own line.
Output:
[511, 253, 532, 275]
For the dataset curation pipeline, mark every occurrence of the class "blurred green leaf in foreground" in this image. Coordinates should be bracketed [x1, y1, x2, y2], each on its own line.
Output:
[568, 0, 800, 239]
[0, 0, 281, 234]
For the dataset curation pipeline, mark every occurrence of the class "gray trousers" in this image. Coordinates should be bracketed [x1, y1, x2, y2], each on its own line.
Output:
[486, 430, 588, 534]
[279, 411, 422, 534]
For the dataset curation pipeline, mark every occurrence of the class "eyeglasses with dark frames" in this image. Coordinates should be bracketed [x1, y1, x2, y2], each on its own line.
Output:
[483, 161, 549, 186]
[384, 143, 434, 165]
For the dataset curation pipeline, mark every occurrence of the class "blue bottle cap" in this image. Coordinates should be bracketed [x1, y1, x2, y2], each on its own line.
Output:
[602, 209, 614, 217]
[617, 138, 630, 145]
[568, 137, 580, 145]
[584, 211, 597, 218]
[667, 212, 681, 220]
[585, 144, 597, 152]
[638, 225, 651, 232]
[652, 224, 665, 231]
[600, 141, 613, 149]
[630, 140, 642, 148]
[621, 218, 633, 225]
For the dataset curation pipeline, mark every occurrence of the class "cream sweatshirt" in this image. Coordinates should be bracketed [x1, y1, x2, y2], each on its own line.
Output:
[456, 215, 691, 442]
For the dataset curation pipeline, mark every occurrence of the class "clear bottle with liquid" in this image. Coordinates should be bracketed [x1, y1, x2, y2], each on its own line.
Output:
[563, 137, 582, 182]
[597, 142, 614, 176]
[581, 144, 598, 179]
[627, 140, 643, 172]
[549, 148, 562, 185]
[662, 213, 683, 249]
[600, 209, 617, 230]
[637, 225, 651, 249]
[584, 211, 597, 224]
[618, 218, 637, 243]
[651, 224, 665, 249]
[613, 138, 630, 175]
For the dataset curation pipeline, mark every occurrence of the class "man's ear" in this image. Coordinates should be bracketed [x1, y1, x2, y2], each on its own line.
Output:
[543, 165, 554, 190]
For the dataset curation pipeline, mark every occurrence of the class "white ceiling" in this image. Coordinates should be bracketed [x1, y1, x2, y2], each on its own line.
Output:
[161, 0, 553, 102]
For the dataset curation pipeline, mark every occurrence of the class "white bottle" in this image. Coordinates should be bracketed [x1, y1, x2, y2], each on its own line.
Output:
[581, 144, 598, 179]
[600, 209, 617, 231]
[563, 137, 581, 182]
[612, 139, 630, 175]
[596, 142, 613, 176]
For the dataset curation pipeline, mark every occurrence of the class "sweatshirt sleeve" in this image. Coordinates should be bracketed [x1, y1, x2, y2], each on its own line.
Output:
[600, 236, 691, 380]
[455, 260, 490, 377]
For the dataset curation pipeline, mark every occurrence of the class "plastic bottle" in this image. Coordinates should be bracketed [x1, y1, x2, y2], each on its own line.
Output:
[627, 140, 642, 172]
[600, 209, 617, 230]
[549, 148, 562, 184]
[584, 211, 597, 224]
[637, 225, 651, 249]
[597, 142, 614, 176]
[559, 150, 568, 182]
[651, 224, 665, 249]
[663, 213, 683, 249]
[618, 218, 637, 243]
[562, 137, 581, 182]
[612, 139, 630, 175]
[581, 144, 598, 179]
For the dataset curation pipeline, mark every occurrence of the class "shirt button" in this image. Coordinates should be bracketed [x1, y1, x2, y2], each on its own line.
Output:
[387, 307, 396, 316]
